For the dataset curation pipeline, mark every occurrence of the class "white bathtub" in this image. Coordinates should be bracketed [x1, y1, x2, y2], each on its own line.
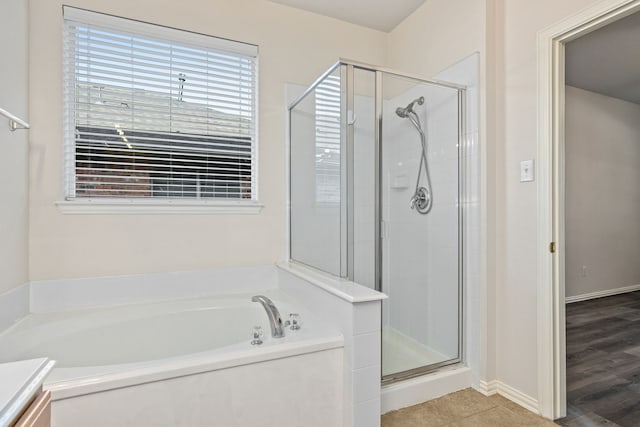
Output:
[0, 290, 344, 426]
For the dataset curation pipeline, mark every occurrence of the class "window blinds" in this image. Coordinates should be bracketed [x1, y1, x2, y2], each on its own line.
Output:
[63, 7, 258, 201]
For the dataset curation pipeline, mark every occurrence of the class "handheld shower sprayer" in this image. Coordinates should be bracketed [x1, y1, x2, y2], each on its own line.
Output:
[395, 95, 432, 214]
[395, 96, 424, 119]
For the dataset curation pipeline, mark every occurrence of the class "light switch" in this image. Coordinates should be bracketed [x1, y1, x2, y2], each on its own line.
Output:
[520, 159, 535, 182]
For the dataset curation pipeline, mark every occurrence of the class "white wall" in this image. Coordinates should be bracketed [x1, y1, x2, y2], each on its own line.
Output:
[0, 0, 29, 295]
[565, 85, 640, 298]
[497, 0, 605, 401]
[28, 0, 387, 281]
[385, 0, 486, 79]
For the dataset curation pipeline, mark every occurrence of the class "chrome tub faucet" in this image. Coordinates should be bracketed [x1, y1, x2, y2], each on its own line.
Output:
[251, 295, 285, 338]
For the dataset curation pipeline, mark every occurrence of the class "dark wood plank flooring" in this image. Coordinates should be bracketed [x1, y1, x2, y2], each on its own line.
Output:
[557, 291, 640, 427]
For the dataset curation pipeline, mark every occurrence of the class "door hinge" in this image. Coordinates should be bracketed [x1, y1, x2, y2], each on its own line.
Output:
[549, 242, 556, 253]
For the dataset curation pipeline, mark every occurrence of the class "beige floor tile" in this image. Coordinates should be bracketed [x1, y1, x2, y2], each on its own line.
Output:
[488, 393, 515, 407]
[416, 389, 497, 423]
[490, 394, 538, 415]
[489, 394, 560, 425]
[382, 402, 455, 427]
[450, 406, 549, 427]
[381, 389, 559, 427]
[381, 409, 416, 427]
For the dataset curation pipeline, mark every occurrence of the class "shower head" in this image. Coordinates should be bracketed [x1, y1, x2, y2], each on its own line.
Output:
[395, 96, 424, 118]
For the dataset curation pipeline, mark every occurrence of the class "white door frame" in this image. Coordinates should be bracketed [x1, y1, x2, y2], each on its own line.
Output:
[537, 0, 640, 419]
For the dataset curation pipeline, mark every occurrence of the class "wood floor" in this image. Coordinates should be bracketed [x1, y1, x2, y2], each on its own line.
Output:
[557, 291, 640, 426]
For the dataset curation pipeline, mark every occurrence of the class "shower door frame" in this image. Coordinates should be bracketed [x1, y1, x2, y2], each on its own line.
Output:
[288, 59, 467, 385]
[374, 65, 466, 385]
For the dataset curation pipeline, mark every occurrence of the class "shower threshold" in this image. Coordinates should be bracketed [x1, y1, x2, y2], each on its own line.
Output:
[382, 327, 454, 379]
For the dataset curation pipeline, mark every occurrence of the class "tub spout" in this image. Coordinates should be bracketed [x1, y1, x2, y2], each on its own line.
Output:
[251, 295, 285, 338]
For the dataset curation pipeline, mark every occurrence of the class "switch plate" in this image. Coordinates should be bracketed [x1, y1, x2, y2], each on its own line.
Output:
[520, 159, 535, 182]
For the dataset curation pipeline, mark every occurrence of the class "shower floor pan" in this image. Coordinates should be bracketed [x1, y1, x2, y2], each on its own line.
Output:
[382, 327, 450, 377]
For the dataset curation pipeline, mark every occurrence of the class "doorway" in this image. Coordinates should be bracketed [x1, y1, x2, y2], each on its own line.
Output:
[537, 0, 640, 421]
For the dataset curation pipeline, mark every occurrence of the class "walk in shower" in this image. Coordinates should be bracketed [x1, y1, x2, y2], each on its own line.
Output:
[289, 60, 464, 384]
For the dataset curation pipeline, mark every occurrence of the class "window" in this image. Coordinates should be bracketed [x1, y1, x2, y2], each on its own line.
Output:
[314, 74, 341, 204]
[62, 7, 258, 206]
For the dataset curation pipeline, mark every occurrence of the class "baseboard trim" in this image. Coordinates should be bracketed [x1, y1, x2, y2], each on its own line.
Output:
[566, 283, 640, 304]
[474, 380, 539, 414]
[495, 381, 539, 414]
[475, 379, 498, 396]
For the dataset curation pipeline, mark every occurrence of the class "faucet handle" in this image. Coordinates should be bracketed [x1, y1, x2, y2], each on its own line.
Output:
[410, 193, 418, 209]
[288, 313, 302, 330]
[250, 325, 264, 345]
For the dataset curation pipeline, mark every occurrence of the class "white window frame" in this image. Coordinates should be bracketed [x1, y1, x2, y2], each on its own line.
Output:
[59, 7, 262, 214]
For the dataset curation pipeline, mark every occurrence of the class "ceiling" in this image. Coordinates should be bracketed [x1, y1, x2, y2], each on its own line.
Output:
[566, 11, 640, 104]
[267, 0, 427, 32]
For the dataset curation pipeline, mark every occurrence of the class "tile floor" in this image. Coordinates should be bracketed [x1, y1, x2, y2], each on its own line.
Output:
[381, 389, 559, 427]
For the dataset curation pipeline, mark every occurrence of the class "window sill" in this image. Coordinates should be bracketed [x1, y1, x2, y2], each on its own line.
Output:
[55, 199, 264, 215]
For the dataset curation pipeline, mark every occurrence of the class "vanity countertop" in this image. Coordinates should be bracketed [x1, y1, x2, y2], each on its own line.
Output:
[0, 358, 55, 427]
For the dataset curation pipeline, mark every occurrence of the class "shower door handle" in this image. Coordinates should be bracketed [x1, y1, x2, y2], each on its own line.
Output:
[347, 110, 357, 125]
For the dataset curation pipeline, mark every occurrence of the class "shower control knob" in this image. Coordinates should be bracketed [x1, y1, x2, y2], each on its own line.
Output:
[410, 194, 419, 209]
[411, 187, 432, 214]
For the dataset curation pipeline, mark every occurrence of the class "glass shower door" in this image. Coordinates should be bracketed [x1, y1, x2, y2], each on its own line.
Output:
[289, 61, 464, 384]
[380, 73, 462, 382]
